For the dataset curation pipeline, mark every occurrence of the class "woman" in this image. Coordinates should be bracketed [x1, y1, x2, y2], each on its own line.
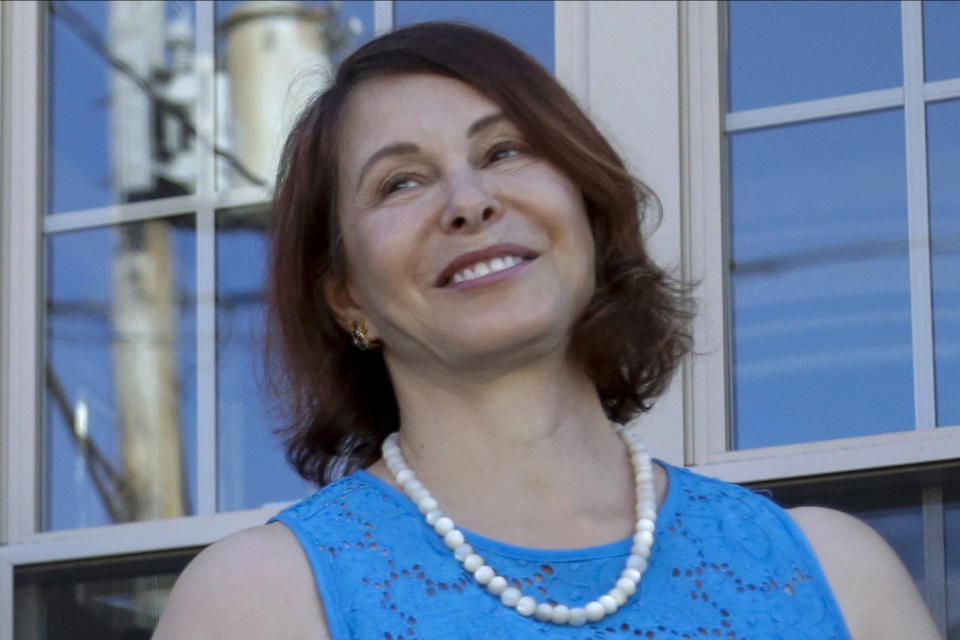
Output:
[154, 23, 939, 640]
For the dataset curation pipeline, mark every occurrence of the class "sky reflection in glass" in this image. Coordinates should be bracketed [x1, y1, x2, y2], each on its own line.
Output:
[928, 99, 960, 428]
[44, 218, 197, 530]
[395, 1, 554, 73]
[729, 110, 912, 449]
[216, 209, 314, 510]
[727, 1, 902, 112]
[923, 0, 960, 82]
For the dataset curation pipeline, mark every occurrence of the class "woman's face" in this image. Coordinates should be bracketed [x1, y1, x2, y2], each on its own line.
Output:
[331, 73, 596, 372]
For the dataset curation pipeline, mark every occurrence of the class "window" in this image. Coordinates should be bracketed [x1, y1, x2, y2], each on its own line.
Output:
[2, 2, 558, 637]
[725, 0, 959, 450]
[684, 0, 960, 482]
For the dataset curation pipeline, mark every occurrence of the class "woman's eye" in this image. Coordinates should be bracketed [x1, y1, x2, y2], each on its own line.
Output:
[487, 142, 523, 164]
[381, 176, 419, 197]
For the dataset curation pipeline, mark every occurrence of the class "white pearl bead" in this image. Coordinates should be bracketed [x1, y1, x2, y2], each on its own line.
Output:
[621, 567, 641, 583]
[639, 507, 657, 522]
[425, 509, 443, 526]
[473, 564, 494, 584]
[500, 587, 521, 608]
[403, 479, 422, 495]
[616, 576, 637, 596]
[434, 517, 454, 536]
[638, 518, 655, 533]
[516, 596, 536, 616]
[633, 530, 654, 548]
[551, 605, 570, 624]
[453, 543, 473, 562]
[395, 468, 414, 485]
[626, 554, 648, 571]
[568, 607, 587, 626]
[534, 602, 554, 621]
[608, 587, 627, 606]
[598, 594, 618, 614]
[417, 496, 438, 514]
[585, 601, 605, 622]
[632, 544, 652, 560]
[486, 575, 508, 596]
[463, 553, 484, 573]
[410, 487, 429, 503]
[444, 529, 465, 550]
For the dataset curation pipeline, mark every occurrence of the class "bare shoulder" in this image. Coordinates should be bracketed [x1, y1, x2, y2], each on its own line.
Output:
[787, 506, 941, 640]
[152, 523, 329, 640]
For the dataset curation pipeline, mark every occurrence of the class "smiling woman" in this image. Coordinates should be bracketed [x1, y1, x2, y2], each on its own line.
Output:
[151, 22, 940, 640]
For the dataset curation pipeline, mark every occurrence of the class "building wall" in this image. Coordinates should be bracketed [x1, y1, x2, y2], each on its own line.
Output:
[2, 1, 959, 638]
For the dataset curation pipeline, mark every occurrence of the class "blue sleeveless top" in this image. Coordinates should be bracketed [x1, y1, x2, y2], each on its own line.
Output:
[270, 462, 850, 639]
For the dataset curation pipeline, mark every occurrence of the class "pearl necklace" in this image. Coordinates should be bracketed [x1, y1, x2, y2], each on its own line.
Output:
[381, 424, 656, 626]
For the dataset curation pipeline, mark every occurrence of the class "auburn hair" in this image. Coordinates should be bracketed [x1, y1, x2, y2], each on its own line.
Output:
[267, 22, 693, 486]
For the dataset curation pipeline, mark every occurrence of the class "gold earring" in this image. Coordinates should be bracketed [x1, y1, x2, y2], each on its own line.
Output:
[350, 318, 378, 350]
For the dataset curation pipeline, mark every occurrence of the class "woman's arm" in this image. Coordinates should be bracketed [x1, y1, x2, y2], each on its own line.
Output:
[152, 523, 330, 640]
[789, 506, 942, 640]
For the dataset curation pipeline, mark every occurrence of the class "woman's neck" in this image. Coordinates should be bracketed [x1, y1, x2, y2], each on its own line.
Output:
[366, 352, 651, 548]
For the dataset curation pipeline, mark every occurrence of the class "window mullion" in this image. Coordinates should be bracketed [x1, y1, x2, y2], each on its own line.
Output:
[901, 0, 936, 431]
[2, 0, 42, 544]
[374, 1, 393, 36]
[195, 0, 217, 516]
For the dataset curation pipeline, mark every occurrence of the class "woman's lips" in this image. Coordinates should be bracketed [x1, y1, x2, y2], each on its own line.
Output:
[436, 243, 538, 287]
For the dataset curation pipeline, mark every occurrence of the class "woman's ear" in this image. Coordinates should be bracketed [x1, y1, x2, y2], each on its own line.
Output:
[322, 275, 381, 346]
[322, 275, 361, 333]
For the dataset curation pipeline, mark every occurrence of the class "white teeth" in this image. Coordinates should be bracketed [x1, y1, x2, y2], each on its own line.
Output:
[449, 255, 524, 285]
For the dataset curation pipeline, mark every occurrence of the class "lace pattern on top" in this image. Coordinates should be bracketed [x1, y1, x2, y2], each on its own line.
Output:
[271, 463, 851, 640]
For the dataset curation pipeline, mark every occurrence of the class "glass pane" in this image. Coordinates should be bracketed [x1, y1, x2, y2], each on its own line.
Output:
[44, 217, 197, 530]
[216, 207, 313, 510]
[729, 110, 912, 449]
[924, 0, 960, 82]
[946, 479, 960, 639]
[214, 1, 375, 190]
[727, 0, 902, 112]
[47, 1, 198, 214]
[928, 99, 960, 428]
[14, 551, 196, 640]
[395, 1, 554, 73]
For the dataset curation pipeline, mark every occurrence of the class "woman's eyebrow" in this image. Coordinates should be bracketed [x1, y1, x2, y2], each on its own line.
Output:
[355, 142, 420, 193]
[467, 112, 507, 138]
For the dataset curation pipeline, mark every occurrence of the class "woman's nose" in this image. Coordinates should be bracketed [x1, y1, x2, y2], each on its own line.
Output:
[440, 173, 503, 233]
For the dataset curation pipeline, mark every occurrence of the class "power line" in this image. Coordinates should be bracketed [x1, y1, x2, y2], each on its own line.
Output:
[48, 0, 268, 187]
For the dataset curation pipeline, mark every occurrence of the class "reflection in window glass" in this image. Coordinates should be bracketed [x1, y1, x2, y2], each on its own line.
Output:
[727, 0, 901, 112]
[928, 99, 960, 428]
[923, 0, 960, 82]
[216, 208, 313, 510]
[214, 1, 375, 190]
[946, 480, 960, 639]
[47, 1, 198, 214]
[729, 110, 912, 449]
[395, 1, 554, 73]
[14, 551, 196, 640]
[44, 217, 197, 530]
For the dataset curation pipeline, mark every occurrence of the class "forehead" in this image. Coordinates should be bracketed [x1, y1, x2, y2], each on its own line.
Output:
[338, 74, 504, 163]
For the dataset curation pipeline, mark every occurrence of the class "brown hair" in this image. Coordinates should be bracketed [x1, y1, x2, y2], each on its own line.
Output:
[267, 22, 693, 486]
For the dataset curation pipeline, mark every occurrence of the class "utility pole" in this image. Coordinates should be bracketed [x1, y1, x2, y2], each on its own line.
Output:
[108, 1, 185, 523]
